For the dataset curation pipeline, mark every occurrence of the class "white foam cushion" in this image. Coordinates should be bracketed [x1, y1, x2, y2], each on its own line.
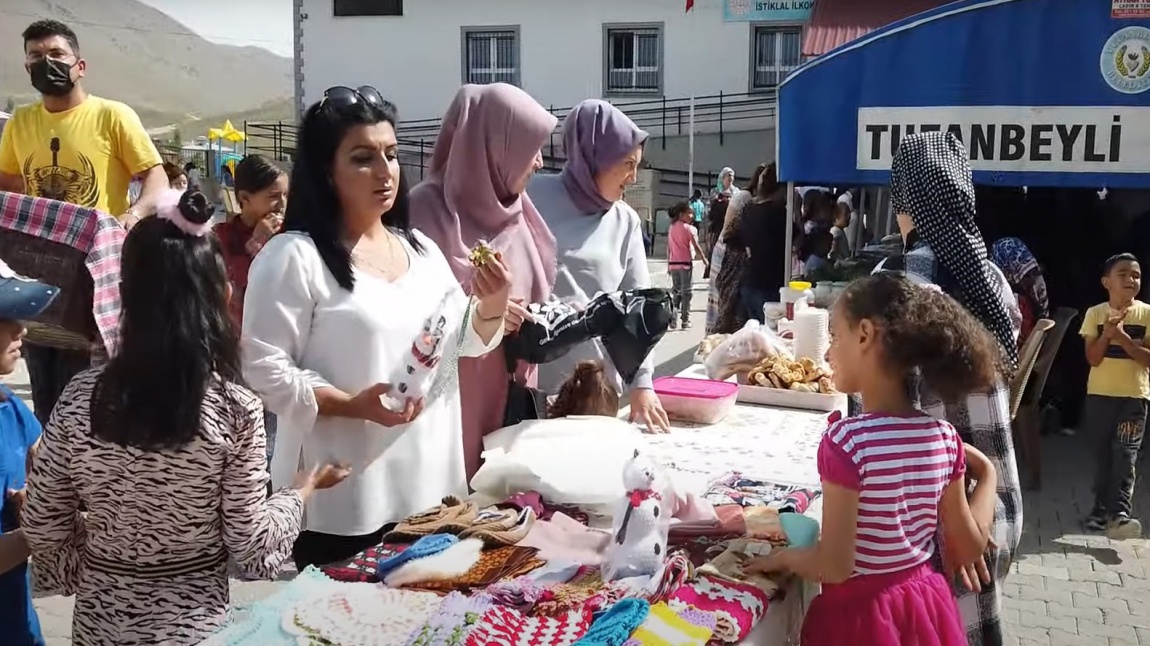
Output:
[471, 416, 646, 509]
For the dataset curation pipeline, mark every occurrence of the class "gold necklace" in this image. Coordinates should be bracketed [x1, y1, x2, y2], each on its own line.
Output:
[351, 234, 400, 277]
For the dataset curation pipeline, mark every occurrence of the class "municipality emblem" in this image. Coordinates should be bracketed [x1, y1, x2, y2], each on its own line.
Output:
[1101, 26, 1150, 94]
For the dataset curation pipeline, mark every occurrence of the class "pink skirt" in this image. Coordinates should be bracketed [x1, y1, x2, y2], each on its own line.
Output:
[801, 562, 966, 646]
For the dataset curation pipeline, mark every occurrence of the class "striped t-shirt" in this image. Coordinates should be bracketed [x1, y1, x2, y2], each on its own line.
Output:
[818, 411, 966, 577]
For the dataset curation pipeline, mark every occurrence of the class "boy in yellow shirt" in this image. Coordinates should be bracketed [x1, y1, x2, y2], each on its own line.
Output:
[1081, 253, 1150, 539]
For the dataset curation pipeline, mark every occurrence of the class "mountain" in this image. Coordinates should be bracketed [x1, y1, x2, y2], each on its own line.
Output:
[0, 0, 292, 126]
[162, 98, 296, 142]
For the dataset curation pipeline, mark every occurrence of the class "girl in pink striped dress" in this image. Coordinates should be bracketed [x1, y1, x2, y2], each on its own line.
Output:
[748, 273, 1001, 646]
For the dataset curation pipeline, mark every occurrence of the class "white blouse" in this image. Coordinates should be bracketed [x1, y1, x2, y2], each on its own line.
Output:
[242, 231, 502, 536]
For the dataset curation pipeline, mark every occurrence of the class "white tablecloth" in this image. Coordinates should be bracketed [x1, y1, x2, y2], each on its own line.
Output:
[643, 364, 831, 646]
[652, 363, 829, 510]
[642, 398, 825, 495]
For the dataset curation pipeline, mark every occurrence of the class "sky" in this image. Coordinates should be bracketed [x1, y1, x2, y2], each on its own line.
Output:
[137, 0, 294, 57]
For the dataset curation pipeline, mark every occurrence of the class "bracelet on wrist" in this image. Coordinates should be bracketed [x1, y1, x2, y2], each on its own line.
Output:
[475, 305, 503, 322]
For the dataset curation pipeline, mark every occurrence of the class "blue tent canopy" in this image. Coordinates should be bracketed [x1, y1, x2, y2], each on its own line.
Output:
[777, 0, 1150, 188]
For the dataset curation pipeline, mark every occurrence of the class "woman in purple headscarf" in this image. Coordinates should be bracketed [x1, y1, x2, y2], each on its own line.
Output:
[410, 84, 558, 482]
[528, 99, 670, 433]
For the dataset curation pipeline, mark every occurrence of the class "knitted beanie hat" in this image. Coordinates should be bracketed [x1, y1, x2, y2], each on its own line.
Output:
[384, 539, 486, 588]
[573, 598, 651, 646]
[376, 534, 458, 579]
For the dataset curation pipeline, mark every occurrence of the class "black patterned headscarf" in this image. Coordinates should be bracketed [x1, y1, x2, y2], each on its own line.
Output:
[890, 132, 1019, 366]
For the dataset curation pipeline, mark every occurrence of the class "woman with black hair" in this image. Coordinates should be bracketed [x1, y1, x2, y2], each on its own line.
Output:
[241, 86, 513, 568]
[22, 189, 350, 645]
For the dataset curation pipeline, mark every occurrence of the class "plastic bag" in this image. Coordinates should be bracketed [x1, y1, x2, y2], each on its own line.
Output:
[703, 319, 790, 381]
[504, 289, 672, 385]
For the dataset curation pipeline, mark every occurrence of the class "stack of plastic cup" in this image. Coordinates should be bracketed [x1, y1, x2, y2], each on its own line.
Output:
[793, 305, 830, 367]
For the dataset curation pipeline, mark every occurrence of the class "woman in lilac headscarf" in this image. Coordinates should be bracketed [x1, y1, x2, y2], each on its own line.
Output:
[410, 83, 558, 482]
[528, 99, 670, 433]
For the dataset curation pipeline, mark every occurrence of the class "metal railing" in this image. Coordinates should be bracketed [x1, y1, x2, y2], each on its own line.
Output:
[243, 122, 298, 162]
[244, 89, 777, 160]
[399, 153, 744, 207]
[243, 122, 296, 159]
[398, 89, 778, 150]
[155, 144, 208, 173]
[243, 123, 748, 209]
[243, 90, 766, 209]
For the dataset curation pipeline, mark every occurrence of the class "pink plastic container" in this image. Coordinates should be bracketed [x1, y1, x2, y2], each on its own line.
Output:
[653, 377, 740, 425]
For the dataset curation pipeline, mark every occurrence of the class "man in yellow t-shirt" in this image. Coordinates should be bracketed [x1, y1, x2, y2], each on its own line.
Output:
[0, 20, 166, 424]
[0, 20, 165, 224]
[1080, 253, 1150, 540]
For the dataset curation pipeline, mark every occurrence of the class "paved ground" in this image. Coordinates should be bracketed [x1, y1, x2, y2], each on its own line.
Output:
[1003, 434, 1150, 646]
[20, 261, 1150, 644]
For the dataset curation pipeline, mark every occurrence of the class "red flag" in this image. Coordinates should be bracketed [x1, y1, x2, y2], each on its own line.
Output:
[686, 0, 695, 12]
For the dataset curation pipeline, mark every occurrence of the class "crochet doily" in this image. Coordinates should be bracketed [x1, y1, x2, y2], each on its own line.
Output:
[283, 584, 441, 645]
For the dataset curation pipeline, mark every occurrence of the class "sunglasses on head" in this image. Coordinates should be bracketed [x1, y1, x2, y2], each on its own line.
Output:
[320, 85, 386, 111]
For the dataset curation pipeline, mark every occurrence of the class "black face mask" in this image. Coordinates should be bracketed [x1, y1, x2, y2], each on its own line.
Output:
[29, 58, 75, 97]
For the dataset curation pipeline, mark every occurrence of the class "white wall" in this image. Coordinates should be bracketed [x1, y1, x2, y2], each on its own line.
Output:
[299, 0, 794, 122]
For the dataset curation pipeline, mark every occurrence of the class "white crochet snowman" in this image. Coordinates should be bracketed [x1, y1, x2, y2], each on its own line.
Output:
[398, 316, 445, 392]
[602, 449, 670, 581]
[386, 292, 457, 410]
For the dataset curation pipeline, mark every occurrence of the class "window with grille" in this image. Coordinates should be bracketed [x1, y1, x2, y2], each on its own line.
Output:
[751, 26, 801, 90]
[462, 28, 520, 86]
[333, 0, 402, 16]
[604, 25, 663, 95]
